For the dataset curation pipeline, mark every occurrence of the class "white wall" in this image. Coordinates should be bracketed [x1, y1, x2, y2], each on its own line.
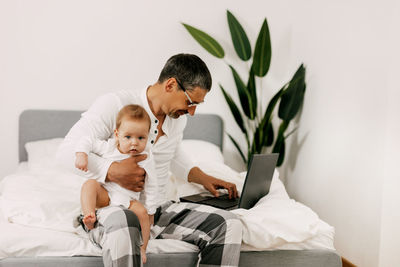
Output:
[379, 2, 400, 266]
[379, 55, 400, 267]
[0, 1, 398, 266]
[283, 1, 397, 266]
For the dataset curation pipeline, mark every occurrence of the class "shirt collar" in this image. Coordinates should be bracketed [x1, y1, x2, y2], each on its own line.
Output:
[141, 86, 157, 124]
[140, 86, 171, 137]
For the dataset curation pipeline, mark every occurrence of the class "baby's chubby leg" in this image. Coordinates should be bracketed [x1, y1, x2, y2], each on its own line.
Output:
[81, 179, 110, 230]
[129, 200, 151, 264]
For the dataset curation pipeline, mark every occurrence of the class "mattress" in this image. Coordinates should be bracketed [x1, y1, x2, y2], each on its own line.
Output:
[1, 250, 341, 267]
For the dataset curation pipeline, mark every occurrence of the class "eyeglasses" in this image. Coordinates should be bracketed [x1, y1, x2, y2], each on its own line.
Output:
[175, 78, 203, 107]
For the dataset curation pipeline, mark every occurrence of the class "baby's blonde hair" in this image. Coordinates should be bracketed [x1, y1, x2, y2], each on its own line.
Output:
[116, 104, 151, 130]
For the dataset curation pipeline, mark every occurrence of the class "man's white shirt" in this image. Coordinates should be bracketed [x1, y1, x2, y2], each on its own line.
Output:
[56, 87, 196, 205]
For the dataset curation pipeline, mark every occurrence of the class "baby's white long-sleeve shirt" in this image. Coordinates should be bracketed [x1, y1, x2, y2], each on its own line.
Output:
[75, 137, 158, 215]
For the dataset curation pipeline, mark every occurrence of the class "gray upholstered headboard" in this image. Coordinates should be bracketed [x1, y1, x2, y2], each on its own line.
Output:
[18, 109, 223, 162]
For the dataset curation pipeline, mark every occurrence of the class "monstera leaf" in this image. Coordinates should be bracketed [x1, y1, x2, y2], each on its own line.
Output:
[230, 65, 255, 120]
[252, 19, 272, 77]
[278, 65, 306, 121]
[227, 10, 251, 61]
[220, 84, 247, 135]
[182, 23, 225, 58]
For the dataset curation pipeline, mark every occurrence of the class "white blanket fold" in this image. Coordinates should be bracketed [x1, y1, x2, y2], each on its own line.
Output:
[0, 168, 84, 233]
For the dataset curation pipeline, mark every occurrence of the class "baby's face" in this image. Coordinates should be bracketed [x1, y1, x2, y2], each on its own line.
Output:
[115, 118, 149, 155]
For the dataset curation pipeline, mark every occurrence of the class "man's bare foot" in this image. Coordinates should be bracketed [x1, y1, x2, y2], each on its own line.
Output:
[82, 212, 97, 230]
[141, 247, 147, 263]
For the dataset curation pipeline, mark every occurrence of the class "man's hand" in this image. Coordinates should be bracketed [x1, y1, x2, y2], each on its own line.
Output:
[202, 176, 239, 199]
[106, 154, 147, 192]
[188, 167, 239, 199]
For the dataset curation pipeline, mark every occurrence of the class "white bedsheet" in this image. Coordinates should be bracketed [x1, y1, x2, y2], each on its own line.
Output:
[0, 161, 335, 259]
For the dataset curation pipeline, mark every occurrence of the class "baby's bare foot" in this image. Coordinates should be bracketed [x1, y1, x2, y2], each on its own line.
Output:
[83, 212, 97, 230]
[141, 247, 147, 263]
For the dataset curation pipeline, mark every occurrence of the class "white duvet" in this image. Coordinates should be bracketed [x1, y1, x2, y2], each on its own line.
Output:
[0, 139, 335, 258]
[170, 160, 335, 251]
[0, 167, 84, 233]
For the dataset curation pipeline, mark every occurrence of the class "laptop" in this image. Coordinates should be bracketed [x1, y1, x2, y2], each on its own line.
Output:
[179, 153, 279, 210]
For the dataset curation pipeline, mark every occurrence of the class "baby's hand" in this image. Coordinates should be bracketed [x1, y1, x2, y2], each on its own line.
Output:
[75, 152, 88, 172]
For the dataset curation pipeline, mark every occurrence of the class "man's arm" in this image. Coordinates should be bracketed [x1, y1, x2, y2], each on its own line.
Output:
[170, 138, 238, 199]
[106, 155, 147, 192]
[188, 167, 239, 199]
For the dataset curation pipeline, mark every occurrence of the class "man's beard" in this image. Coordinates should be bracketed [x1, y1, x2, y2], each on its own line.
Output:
[168, 110, 187, 119]
[168, 112, 180, 119]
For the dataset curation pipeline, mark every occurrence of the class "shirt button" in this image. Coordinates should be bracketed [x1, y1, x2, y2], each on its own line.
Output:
[151, 140, 154, 144]
[155, 119, 158, 123]
[155, 130, 158, 134]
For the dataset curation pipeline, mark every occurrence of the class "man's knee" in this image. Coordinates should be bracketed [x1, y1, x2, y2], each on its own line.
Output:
[221, 210, 242, 229]
[214, 209, 240, 223]
[226, 214, 242, 234]
[213, 210, 242, 241]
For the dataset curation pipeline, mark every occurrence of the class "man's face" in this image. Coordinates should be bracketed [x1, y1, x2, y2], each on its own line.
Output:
[167, 86, 207, 119]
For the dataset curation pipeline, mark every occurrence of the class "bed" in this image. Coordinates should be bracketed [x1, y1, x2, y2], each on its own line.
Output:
[0, 109, 342, 267]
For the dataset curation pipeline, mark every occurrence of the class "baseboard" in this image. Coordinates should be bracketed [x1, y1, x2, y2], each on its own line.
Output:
[342, 257, 357, 267]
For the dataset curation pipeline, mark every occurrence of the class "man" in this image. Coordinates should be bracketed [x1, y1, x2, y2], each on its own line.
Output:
[56, 53, 242, 267]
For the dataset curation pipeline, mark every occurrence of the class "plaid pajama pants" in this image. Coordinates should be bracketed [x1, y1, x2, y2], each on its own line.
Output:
[89, 201, 242, 267]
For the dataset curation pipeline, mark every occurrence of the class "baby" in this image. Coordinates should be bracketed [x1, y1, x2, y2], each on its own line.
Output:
[74, 104, 158, 263]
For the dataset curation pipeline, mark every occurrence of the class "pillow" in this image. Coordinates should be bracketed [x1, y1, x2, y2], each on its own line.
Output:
[24, 138, 64, 170]
[181, 139, 224, 163]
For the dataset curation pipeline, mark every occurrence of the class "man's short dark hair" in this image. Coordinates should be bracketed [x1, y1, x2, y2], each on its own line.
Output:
[158, 53, 212, 91]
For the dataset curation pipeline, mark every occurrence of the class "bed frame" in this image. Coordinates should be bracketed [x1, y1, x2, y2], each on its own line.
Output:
[1, 109, 342, 267]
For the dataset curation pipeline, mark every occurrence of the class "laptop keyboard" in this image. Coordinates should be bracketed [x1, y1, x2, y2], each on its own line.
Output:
[200, 194, 239, 209]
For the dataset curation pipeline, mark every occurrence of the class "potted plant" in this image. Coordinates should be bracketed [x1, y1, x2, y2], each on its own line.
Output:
[183, 10, 306, 167]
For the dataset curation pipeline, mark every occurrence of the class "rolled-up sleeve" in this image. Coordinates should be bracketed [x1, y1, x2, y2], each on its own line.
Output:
[75, 136, 93, 155]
